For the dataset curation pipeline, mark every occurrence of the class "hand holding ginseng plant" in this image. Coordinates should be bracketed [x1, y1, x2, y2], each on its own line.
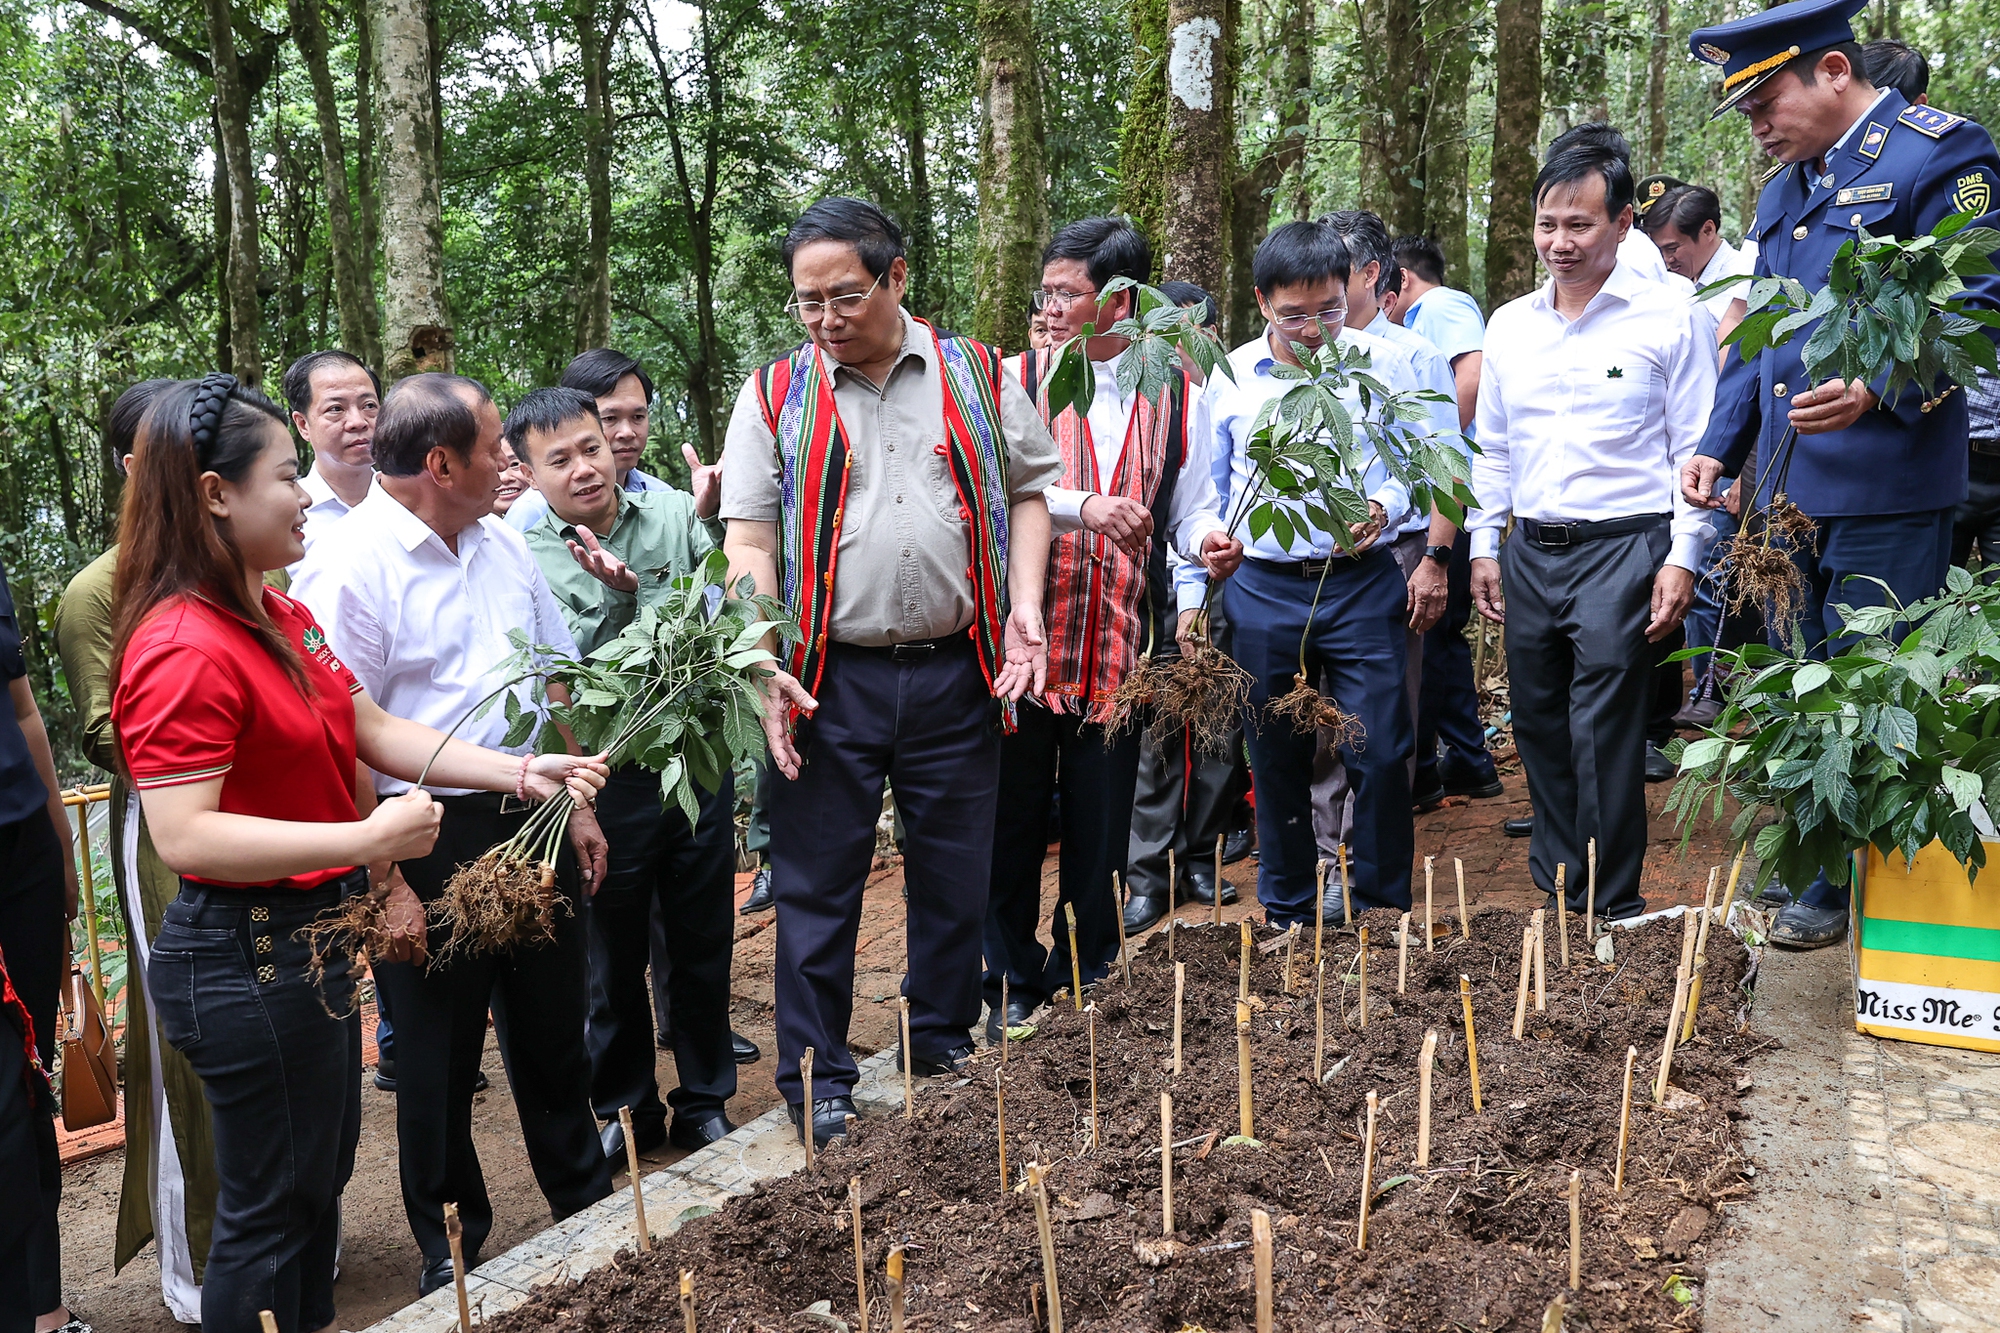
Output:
[1691, 211, 2000, 637]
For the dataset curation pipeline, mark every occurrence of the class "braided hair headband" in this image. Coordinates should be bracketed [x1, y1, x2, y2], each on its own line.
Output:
[187, 371, 239, 461]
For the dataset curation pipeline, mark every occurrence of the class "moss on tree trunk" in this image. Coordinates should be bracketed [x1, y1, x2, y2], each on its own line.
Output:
[974, 0, 1048, 352]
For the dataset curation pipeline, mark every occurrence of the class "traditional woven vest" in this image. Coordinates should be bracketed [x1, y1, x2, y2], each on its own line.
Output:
[1015, 349, 1191, 721]
[755, 319, 1013, 698]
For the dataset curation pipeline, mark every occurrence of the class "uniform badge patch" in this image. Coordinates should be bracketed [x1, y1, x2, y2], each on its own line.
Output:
[1954, 171, 1993, 216]
[1834, 183, 1893, 205]
[1858, 122, 1889, 159]
[1697, 42, 1730, 64]
[1898, 104, 1965, 138]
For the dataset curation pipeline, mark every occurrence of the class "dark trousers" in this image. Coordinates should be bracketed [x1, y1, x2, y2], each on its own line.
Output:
[768, 638, 1001, 1101]
[1648, 625, 1686, 748]
[0, 991, 57, 1333]
[1792, 509, 1954, 908]
[1416, 532, 1497, 787]
[1953, 451, 2000, 567]
[0, 812, 64, 1322]
[382, 794, 610, 1262]
[984, 707, 1139, 1009]
[149, 877, 364, 1333]
[587, 766, 737, 1133]
[1500, 521, 1665, 920]
[1232, 552, 1414, 923]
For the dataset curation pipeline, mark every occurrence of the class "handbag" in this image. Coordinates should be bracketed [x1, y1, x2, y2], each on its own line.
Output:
[59, 964, 117, 1131]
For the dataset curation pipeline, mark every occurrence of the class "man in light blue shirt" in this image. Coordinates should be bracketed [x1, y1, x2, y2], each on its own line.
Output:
[1178, 219, 1446, 923]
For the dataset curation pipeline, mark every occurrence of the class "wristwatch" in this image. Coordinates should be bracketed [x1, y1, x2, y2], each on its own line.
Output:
[1424, 544, 1454, 564]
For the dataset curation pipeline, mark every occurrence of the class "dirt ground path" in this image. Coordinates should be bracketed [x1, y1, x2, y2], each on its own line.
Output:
[57, 772, 1739, 1331]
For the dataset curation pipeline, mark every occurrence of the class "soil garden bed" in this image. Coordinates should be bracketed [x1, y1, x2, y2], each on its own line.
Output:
[491, 901, 1759, 1332]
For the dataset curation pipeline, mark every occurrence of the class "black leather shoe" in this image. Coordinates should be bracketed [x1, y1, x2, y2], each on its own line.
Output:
[601, 1117, 667, 1162]
[419, 1256, 459, 1296]
[1411, 772, 1447, 809]
[788, 1095, 858, 1149]
[1503, 816, 1533, 838]
[1122, 890, 1169, 934]
[899, 1041, 975, 1076]
[1769, 902, 1848, 949]
[732, 1031, 761, 1064]
[1187, 862, 1238, 906]
[1644, 741, 1677, 783]
[984, 997, 1036, 1046]
[373, 1056, 396, 1093]
[669, 1111, 736, 1151]
[740, 865, 775, 914]
[1222, 827, 1255, 864]
[1440, 769, 1505, 800]
[474, 1069, 489, 1093]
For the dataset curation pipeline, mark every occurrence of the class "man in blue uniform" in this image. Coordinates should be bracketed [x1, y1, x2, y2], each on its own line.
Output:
[1682, 0, 2000, 947]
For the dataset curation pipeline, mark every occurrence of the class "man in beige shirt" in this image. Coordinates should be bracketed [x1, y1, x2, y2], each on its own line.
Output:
[721, 197, 1057, 1149]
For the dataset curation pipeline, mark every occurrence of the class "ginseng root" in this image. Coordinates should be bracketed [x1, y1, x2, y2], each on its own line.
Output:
[427, 854, 567, 962]
[1109, 643, 1254, 754]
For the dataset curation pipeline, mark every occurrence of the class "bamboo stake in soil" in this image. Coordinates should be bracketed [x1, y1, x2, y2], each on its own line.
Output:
[995, 1066, 1009, 1193]
[682, 1270, 696, 1333]
[1568, 1169, 1582, 1290]
[885, 1248, 906, 1333]
[1398, 912, 1411, 994]
[1357, 1090, 1380, 1249]
[1357, 925, 1370, 1027]
[849, 1176, 869, 1333]
[1000, 977, 1010, 1065]
[1684, 868, 1720, 1042]
[1512, 925, 1533, 1039]
[1239, 919, 1252, 1000]
[1315, 859, 1327, 966]
[1110, 873, 1130, 984]
[1213, 834, 1225, 927]
[1160, 1091, 1176, 1234]
[802, 1048, 817, 1169]
[1460, 975, 1483, 1113]
[1028, 1163, 1063, 1333]
[1086, 1002, 1100, 1150]
[1285, 922, 1299, 994]
[1339, 845, 1353, 926]
[1555, 865, 1570, 967]
[1252, 1208, 1274, 1333]
[1168, 853, 1178, 957]
[1417, 1029, 1437, 1167]
[1425, 855, 1435, 951]
[900, 998, 913, 1120]
[1532, 909, 1547, 1011]
[1236, 1000, 1256, 1140]
[1173, 962, 1186, 1076]
[1615, 1045, 1637, 1192]
[1586, 838, 1598, 940]
[1064, 903, 1083, 1010]
[1456, 858, 1470, 939]
[1717, 841, 1750, 922]
[1314, 958, 1327, 1081]
[619, 1105, 652, 1252]
[444, 1201, 472, 1333]
[1655, 964, 1692, 1102]
[260, 1314, 279, 1333]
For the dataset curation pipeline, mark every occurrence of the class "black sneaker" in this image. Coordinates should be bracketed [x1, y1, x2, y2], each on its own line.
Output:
[1769, 902, 1848, 949]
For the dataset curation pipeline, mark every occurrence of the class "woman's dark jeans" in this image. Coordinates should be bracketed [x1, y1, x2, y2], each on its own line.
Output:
[149, 874, 364, 1333]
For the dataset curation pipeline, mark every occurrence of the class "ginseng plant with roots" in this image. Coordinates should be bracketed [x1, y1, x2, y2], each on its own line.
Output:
[309, 551, 794, 977]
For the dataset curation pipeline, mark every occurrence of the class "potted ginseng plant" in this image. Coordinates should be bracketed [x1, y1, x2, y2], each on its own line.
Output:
[1670, 212, 2000, 1051]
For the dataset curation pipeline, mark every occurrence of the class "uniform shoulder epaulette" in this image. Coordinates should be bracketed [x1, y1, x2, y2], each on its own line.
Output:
[1899, 104, 1965, 139]
[1759, 159, 1788, 185]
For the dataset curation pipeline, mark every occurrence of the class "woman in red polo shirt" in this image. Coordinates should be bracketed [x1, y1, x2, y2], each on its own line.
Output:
[110, 374, 606, 1333]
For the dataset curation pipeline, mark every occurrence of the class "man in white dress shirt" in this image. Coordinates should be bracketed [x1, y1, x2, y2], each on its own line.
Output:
[291, 374, 613, 1295]
[982, 216, 1241, 1030]
[1182, 220, 1451, 922]
[1468, 143, 1717, 922]
[280, 349, 380, 573]
[1641, 184, 1756, 340]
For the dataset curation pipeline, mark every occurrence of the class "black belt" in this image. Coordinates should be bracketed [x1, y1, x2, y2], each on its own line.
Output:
[1521, 514, 1668, 547]
[433, 789, 535, 816]
[832, 635, 971, 662]
[1971, 438, 2000, 457]
[175, 867, 367, 911]
[1244, 551, 1378, 578]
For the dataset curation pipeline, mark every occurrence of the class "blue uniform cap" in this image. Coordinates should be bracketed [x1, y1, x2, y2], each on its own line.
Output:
[1689, 0, 1869, 120]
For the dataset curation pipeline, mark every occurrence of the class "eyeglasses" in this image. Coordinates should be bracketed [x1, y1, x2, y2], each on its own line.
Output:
[785, 275, 882, 322]
[1030, 286, 1100, 314]
[1271, 308, 1347, 333]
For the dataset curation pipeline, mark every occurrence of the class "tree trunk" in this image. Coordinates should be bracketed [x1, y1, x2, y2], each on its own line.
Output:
[203, 0, 263, 385]
[1119, 0, 1170, 255]
[1161, 0, 1231, 292]
[1379, 0, 1427, 236]
[1485, 0, 1543, 307]
[372, 0, 453, 378]
[1226, 0, 1310, 343]
[1645, 0, 1669, 172]
[292, 0, 381, 367]
[354, 0, 382, 354]
[573, 0, 623, 351]
[973, 0, 1048, 351]
[902, 70, 937, 320]
[1422, 0, 1475, 284]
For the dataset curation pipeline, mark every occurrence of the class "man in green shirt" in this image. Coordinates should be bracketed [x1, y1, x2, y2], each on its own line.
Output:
[508, 386, 740, 1159]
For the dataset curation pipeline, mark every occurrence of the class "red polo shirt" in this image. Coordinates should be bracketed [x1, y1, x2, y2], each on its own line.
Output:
[114, 588, 364, 889]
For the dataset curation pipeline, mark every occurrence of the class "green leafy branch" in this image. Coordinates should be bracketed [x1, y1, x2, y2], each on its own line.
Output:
[1042, 277, 1237, 420]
